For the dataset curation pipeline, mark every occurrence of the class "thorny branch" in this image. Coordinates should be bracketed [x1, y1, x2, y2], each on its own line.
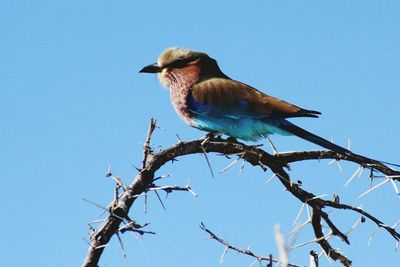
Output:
[82, 119, 400, 267]
[199, 223, 304, 267]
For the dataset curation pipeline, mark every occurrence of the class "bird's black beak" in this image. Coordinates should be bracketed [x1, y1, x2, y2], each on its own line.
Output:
[139, 63, 162, 73]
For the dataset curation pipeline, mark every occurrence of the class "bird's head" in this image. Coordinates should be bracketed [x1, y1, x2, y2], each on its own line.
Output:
[139, 48, 225, 88]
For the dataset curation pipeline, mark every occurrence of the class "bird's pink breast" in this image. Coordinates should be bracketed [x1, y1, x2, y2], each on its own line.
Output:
[167, 64, 201, 125]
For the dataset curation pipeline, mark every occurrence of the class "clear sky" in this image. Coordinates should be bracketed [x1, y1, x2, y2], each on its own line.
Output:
[1, 1, 400, 266]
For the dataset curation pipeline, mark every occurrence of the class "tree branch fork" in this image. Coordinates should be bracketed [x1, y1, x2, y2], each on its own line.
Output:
[82, 119, 400, 267]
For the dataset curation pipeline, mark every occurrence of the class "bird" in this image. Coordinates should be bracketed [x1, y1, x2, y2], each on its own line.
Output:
[138, 47, 364, 157]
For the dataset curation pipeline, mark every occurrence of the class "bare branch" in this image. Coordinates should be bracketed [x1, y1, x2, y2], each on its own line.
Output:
[200, 223, 304, 267]
[82, 121, 400, 267]
[311, 211, 352, 267]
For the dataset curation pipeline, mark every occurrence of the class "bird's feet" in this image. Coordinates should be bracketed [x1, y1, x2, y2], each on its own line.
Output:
[201, 132, 222, 146]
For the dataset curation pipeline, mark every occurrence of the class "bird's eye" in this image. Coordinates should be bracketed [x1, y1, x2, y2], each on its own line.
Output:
[169, 59, 187, 68]
[168, 57, 195, 69]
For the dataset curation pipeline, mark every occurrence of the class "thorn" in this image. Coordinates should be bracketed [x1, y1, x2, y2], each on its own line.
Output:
[239, 159, 245, 176]
[368, 226, 380, 246]
[176, 133, 182, 142]
[265, 174, 276, 185]
[219, 157, 241, 174]
[187, 187, 198, 197]
[185, 180, 198, 197]
[258, 161, 269, 172]
[200, 136, 215, 178]
[266, 136, 278, 155]
[345, 165, 363, 187]
[346, 217, 363, 236]
[332, 193, 340, 203]
[220, 246, 229, 263]
[290, 231, 333, 249]
[369, 168, 375, 179]
[144, 192, 148, 213]
[106, 165, 112, 177]
[88, 219, 106, 225]
[274, 224, 289, 267]
[202, 150, 215, 178]
[305, 194, 329, 203]
[347, 137, 352, 151]
[306, 205, 312, 221]
[357, 178, 390, 199]
[133, 165, 141, 171]
[82, 237, 92, 247]
[221, 153, 246, 174]
[267, 254, 273, 267]
[249, 259, 259, 267]
[116, 232, 128, 267]
[319, 249, 332, 264]
[336, 160, 343, 172]
[153, 174, 170, 182]
[286, 218, 310, 238]
[293, 203, 306, 225]
[328, 159, 336, 165]
[393, 218, 400, 229]
[82, 198, 108, 212]
[389, 179, 400, 197]
[309, 250, 319, 267]
[154, 190, 166, 211]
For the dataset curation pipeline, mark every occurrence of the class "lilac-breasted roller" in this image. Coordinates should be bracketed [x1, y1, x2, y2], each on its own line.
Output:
[139, 47, 353, 156]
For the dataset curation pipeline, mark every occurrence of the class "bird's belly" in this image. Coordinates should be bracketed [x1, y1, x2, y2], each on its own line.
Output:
[191, 115, 291, 141]
[170, 89, 194, 125]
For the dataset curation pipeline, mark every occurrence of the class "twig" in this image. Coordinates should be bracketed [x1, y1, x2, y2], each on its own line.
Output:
[141, 118, 157, 170]
[119, 221, 156, 235]
[148, 184, 197, 197]
[311, 211, 352, 267]
[200, 223, 304, 267]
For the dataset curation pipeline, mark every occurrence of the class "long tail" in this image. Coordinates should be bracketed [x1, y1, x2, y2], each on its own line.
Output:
[279, 120, 352, 155]
[278, 120, 400, 167]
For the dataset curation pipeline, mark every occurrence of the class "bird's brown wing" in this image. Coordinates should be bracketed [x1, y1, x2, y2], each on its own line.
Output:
[191, 78, 321, 118]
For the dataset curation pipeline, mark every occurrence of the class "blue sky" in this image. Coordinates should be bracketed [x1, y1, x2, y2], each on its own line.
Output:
[1, 1, 400, 266]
